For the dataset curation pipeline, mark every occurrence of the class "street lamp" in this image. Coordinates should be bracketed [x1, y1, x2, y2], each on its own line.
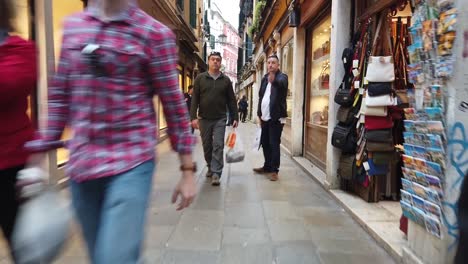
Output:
[218, 34, 227, 44]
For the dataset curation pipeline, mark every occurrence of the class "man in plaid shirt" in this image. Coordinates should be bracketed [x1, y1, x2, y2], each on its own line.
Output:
[25, 0, 197, 263]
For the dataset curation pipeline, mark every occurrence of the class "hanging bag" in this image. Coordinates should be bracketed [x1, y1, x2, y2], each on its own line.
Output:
[366, 14, 396, 82]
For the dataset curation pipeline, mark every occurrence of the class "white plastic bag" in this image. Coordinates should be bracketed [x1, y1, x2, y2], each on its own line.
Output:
[226, 134, 245, 163]
[252, 126, 262, 151]
[12, 168, 72, 264]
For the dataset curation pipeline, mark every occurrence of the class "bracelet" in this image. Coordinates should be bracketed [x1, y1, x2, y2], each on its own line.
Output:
[180, 162, 197, 172]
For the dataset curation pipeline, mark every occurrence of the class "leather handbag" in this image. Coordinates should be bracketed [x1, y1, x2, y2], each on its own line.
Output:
[338, 154, 355, 180]
[367, 158, 389, 176]
[332, 123, 357, 154]
[337, 106, 357, 125]
[365, 115, 393, 130]
[370, 152, 395, 165]
[334, 83, 355, 107]
[367, 82, 393, 96]
[366, 141, 394, 152]
[366, 56, 395, 82]
[365, 94, 396, 107]
[366, 15, 395, 82]
[365, 129, 393, 142]
[361, 102, 388, 116]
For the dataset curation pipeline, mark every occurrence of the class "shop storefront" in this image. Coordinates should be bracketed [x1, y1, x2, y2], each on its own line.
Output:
[304, 10, 331, 170]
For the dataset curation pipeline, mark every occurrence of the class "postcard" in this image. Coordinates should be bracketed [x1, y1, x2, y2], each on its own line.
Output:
[425, 214, 443, 239]
[414, 171, 429, 186]
[425, 200, 442, 219]
[426, 161, 444, 177]
[413, 207, 427, 227]
[402, 167, 418, 182]
[402, 178, 414, 193]
[426, 188, 442, 206]
[401, 201, 416, 222]
[425, 174, 444, 196]
[402, 155, 416, 170]
[413, 182, 428, 199]
[401, 189, 414, 205]
[412, 194, 426, 212]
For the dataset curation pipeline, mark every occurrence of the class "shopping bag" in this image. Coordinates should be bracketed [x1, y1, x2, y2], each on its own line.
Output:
[12, 168, 72, 264]
[226, 134, 245, 163]
[252, 126, 262, 151]
[225, 130, 237, 149]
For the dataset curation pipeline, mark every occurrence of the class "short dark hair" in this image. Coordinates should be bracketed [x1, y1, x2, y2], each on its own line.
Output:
[0, 0, 14, 31]
[188, 85, 194, 90]
[208, 51, 222, 59]
[268, 54, 279, 61]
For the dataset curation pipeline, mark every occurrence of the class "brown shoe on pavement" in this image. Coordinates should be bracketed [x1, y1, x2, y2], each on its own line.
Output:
[269, 173, 279, 181]
[253, 167, 268, 174]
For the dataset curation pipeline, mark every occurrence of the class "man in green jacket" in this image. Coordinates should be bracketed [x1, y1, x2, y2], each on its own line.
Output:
[191, 51, 238, 186]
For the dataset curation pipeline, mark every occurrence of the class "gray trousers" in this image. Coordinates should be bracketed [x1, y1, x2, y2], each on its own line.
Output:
[199, 118, 227, 176]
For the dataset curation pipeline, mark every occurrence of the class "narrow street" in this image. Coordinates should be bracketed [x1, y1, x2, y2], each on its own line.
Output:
[0, 123, 395, 264]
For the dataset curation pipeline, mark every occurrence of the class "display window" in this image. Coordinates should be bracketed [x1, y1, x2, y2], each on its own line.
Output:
[282, 38, 294, 118]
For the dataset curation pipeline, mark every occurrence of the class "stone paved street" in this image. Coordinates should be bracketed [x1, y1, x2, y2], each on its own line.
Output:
[0, 123, 396, 264]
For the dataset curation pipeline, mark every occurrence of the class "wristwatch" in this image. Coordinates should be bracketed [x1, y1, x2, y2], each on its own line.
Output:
[180, 163, 197, 172]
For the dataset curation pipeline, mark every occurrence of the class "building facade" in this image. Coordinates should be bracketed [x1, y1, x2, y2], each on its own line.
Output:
[204, 0, 240, 90]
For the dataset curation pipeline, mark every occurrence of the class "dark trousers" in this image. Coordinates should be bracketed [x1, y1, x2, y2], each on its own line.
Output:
[240, 110, 248, 122]
[0, 165, 22, 259]
[261, 120, 284, 173]
[455, 171, 468, 264]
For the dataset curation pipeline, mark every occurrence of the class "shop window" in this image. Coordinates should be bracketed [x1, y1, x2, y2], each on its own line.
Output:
[308, 16, 331, 126]
[282, 38, 294, 118]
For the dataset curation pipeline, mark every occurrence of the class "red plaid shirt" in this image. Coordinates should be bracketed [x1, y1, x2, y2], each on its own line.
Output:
[26, 5, 196, 182]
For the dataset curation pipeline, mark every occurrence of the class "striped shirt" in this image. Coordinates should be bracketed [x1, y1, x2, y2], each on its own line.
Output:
[26, 4, 196, 182]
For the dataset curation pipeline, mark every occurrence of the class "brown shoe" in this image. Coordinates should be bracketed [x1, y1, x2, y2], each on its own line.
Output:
[253, 167, 268, 174]
[268, 173, 279, 181]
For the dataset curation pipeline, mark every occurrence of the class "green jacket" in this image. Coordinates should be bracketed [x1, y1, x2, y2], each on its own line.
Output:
[190, 72, 238, 121]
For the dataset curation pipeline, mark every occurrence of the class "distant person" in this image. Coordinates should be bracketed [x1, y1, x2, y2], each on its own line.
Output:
[25, 0, 197, 263]
[184, 85, 194, 133]
[0, 0, 37, 261]
[238, 95, 248, 122]
[191, 51, 238, 186]
[253, 54, 288, 182]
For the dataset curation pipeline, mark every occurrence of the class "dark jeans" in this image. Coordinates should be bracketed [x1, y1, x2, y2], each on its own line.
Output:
[0, 165, 23, 260]
[260, 120, 284, 173]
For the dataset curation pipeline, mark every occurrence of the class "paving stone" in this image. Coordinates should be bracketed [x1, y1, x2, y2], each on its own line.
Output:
[267, 219, 312, 242]
[222, 227, 270, 246]
[220, 244, 273, 264]
[263, 201, 300, 220]
[162, 249, 220, 264]
[318, 251, 396, 264]
[167, 210, 224, 251]
[274, 241, 321, 264]
[224, 202, 266, 228]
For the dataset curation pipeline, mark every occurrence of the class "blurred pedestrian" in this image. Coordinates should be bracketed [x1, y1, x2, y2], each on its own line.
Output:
[253, 54, 288, 181]
[238, 95, 248, 122]
[0, 0, 37, 260]
[184, 85, 194, 133]
[25, 0, 197, 263]
[190, 51, 238, 186]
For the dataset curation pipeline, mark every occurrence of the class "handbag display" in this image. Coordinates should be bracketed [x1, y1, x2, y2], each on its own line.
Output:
[366, 141, 395, 152]
[332, 123, 357, 154]
[367, 82, 393, 96]
[365, 129, 393, 142]
[365, 94, 396, 107]
[365, 115, 393, 130]
[367, 158, 389, 176]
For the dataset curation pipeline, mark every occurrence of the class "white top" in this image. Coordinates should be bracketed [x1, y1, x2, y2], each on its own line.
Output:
[261, 82, 272, 121]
